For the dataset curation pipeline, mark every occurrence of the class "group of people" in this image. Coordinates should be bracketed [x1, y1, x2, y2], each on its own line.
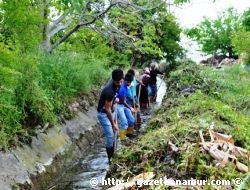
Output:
[97, 62, 164, 163]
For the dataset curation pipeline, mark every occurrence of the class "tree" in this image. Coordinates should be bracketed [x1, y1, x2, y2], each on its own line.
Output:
[0, 0, 42, 51]
[0, 0, 144, 52]
[105, 0, 183, 65]
[232, 8, 250, 64]
[242, 8, 250, 31]
[38, 0, 180, 53]
[185, 8, 241, 58]
[0, 0, 188, 57]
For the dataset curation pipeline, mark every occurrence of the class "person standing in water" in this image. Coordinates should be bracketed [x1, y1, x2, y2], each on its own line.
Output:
[97, 69, 123, 163]
[148, 62, 164, 102]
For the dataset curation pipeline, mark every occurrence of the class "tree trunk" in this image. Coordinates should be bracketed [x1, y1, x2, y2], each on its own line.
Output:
[39, 0, 51, 51]
[48, 25, 81, 53]
[228, 46, 233, 58]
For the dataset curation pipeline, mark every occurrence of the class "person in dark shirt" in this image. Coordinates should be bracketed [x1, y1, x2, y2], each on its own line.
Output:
[97, 69, 123, 163]
[148, 62, 164, 102]
[140, 67, 150, 87]
[138, 67, 150, 111]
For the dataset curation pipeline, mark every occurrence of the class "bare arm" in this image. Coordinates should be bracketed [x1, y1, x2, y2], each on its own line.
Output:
[105, 100, 118, 132]
[121, 96, 133, 110]
[157, 70, 164, 76]
[136, 79, 143, 85]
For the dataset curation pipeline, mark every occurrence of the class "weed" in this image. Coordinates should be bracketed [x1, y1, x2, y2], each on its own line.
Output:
[110, 61, 250, 189]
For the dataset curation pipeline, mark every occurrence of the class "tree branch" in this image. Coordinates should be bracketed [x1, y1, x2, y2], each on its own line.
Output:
[49, 11, 70, 32]
[48, 0, 120, 52]
[49, 18, 73, 38]
[48, 24, 80, 52]
[90, 24, 144, 53]
[78, 0, 119, 26]
[46, 0, 149, 52]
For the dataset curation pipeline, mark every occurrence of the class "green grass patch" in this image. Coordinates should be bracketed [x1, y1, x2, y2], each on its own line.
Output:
[110, 62, 250, 189]
[0, 50, 120, 149]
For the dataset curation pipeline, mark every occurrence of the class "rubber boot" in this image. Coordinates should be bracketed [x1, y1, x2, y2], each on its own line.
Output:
[136, 115, 142, 130]
[126, 126, 136, 138]
[127, 126, 134, 135]
[149, 96, 155, 103]
[106, 147, 114, 164]
[141, 102, 147, 113]
[119, 129, 127, 141]
[120, 129, 133, 146]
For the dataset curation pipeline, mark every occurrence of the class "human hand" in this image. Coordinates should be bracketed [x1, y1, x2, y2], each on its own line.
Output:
[112, 123, 118, 132]
[114, 97, 119, 104]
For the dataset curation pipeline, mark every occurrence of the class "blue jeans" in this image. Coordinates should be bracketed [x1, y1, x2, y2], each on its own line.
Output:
[148, 84, 157, 97]
[97, 112, 114, 148]
[117, 104, 135, 130]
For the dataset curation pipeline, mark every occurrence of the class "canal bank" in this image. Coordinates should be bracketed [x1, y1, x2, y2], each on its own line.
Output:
[0, 77, 167, 190]
[53, 77, 167, 190]
[107, 63, 250, 190]
[0, 106, 102, 190]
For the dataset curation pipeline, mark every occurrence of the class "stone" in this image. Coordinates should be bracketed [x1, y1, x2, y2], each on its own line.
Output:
[219, 58, 237, 66]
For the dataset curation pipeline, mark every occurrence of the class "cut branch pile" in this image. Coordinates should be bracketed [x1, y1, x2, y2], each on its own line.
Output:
[199, 128, 249, 173]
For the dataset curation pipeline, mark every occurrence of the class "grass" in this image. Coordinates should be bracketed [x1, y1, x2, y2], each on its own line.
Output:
[202, 66, 250, 114]
[110, 62, 250, 189]
[0, 50, 124, 150]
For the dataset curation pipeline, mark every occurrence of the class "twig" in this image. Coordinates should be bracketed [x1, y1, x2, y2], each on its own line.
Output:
[48, 186, 56, 190]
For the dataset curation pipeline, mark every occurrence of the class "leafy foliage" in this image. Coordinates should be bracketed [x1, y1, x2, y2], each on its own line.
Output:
[185, 8, 241, 57]
[108, 0, 183, 65]
[0, 43, 113, 149]
[58, 29, 130, 67]
[242, 8, 250, 31]
[110, 62, 250, 188]
[232, 9, 250, 64]
[0, 0, 42, 51]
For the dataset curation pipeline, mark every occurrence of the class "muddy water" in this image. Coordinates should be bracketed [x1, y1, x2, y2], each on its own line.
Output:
[54, 77, 166, 190]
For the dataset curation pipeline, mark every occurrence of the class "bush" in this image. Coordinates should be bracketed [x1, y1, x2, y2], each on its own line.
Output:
[38, 52, 110, 113]
[0, 50, 112, 149]
[14, 56, 57, 126]
[232, 30, 250, 64]
[110, 62, 250, 185]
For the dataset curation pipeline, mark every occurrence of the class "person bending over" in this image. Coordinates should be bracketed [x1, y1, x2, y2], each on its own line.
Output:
[97, 69, 123, 163]
[148, 62, 164, 102]
[116, 73, 135, 142]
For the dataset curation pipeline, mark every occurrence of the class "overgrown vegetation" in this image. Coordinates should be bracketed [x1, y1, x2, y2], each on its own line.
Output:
[0, 36, 131, 151]
[0, 0, 188, 150]
[110, 62, 250, 189]
[185, 8, 241, 58]
[186, 7, 250, 64]
[232, 8, 250, 64]
[108, 0, 184, 65]
[0, 45, 128, 149]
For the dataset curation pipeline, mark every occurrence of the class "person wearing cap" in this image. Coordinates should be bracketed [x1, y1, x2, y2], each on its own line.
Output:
[97, 69, 123, 163]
